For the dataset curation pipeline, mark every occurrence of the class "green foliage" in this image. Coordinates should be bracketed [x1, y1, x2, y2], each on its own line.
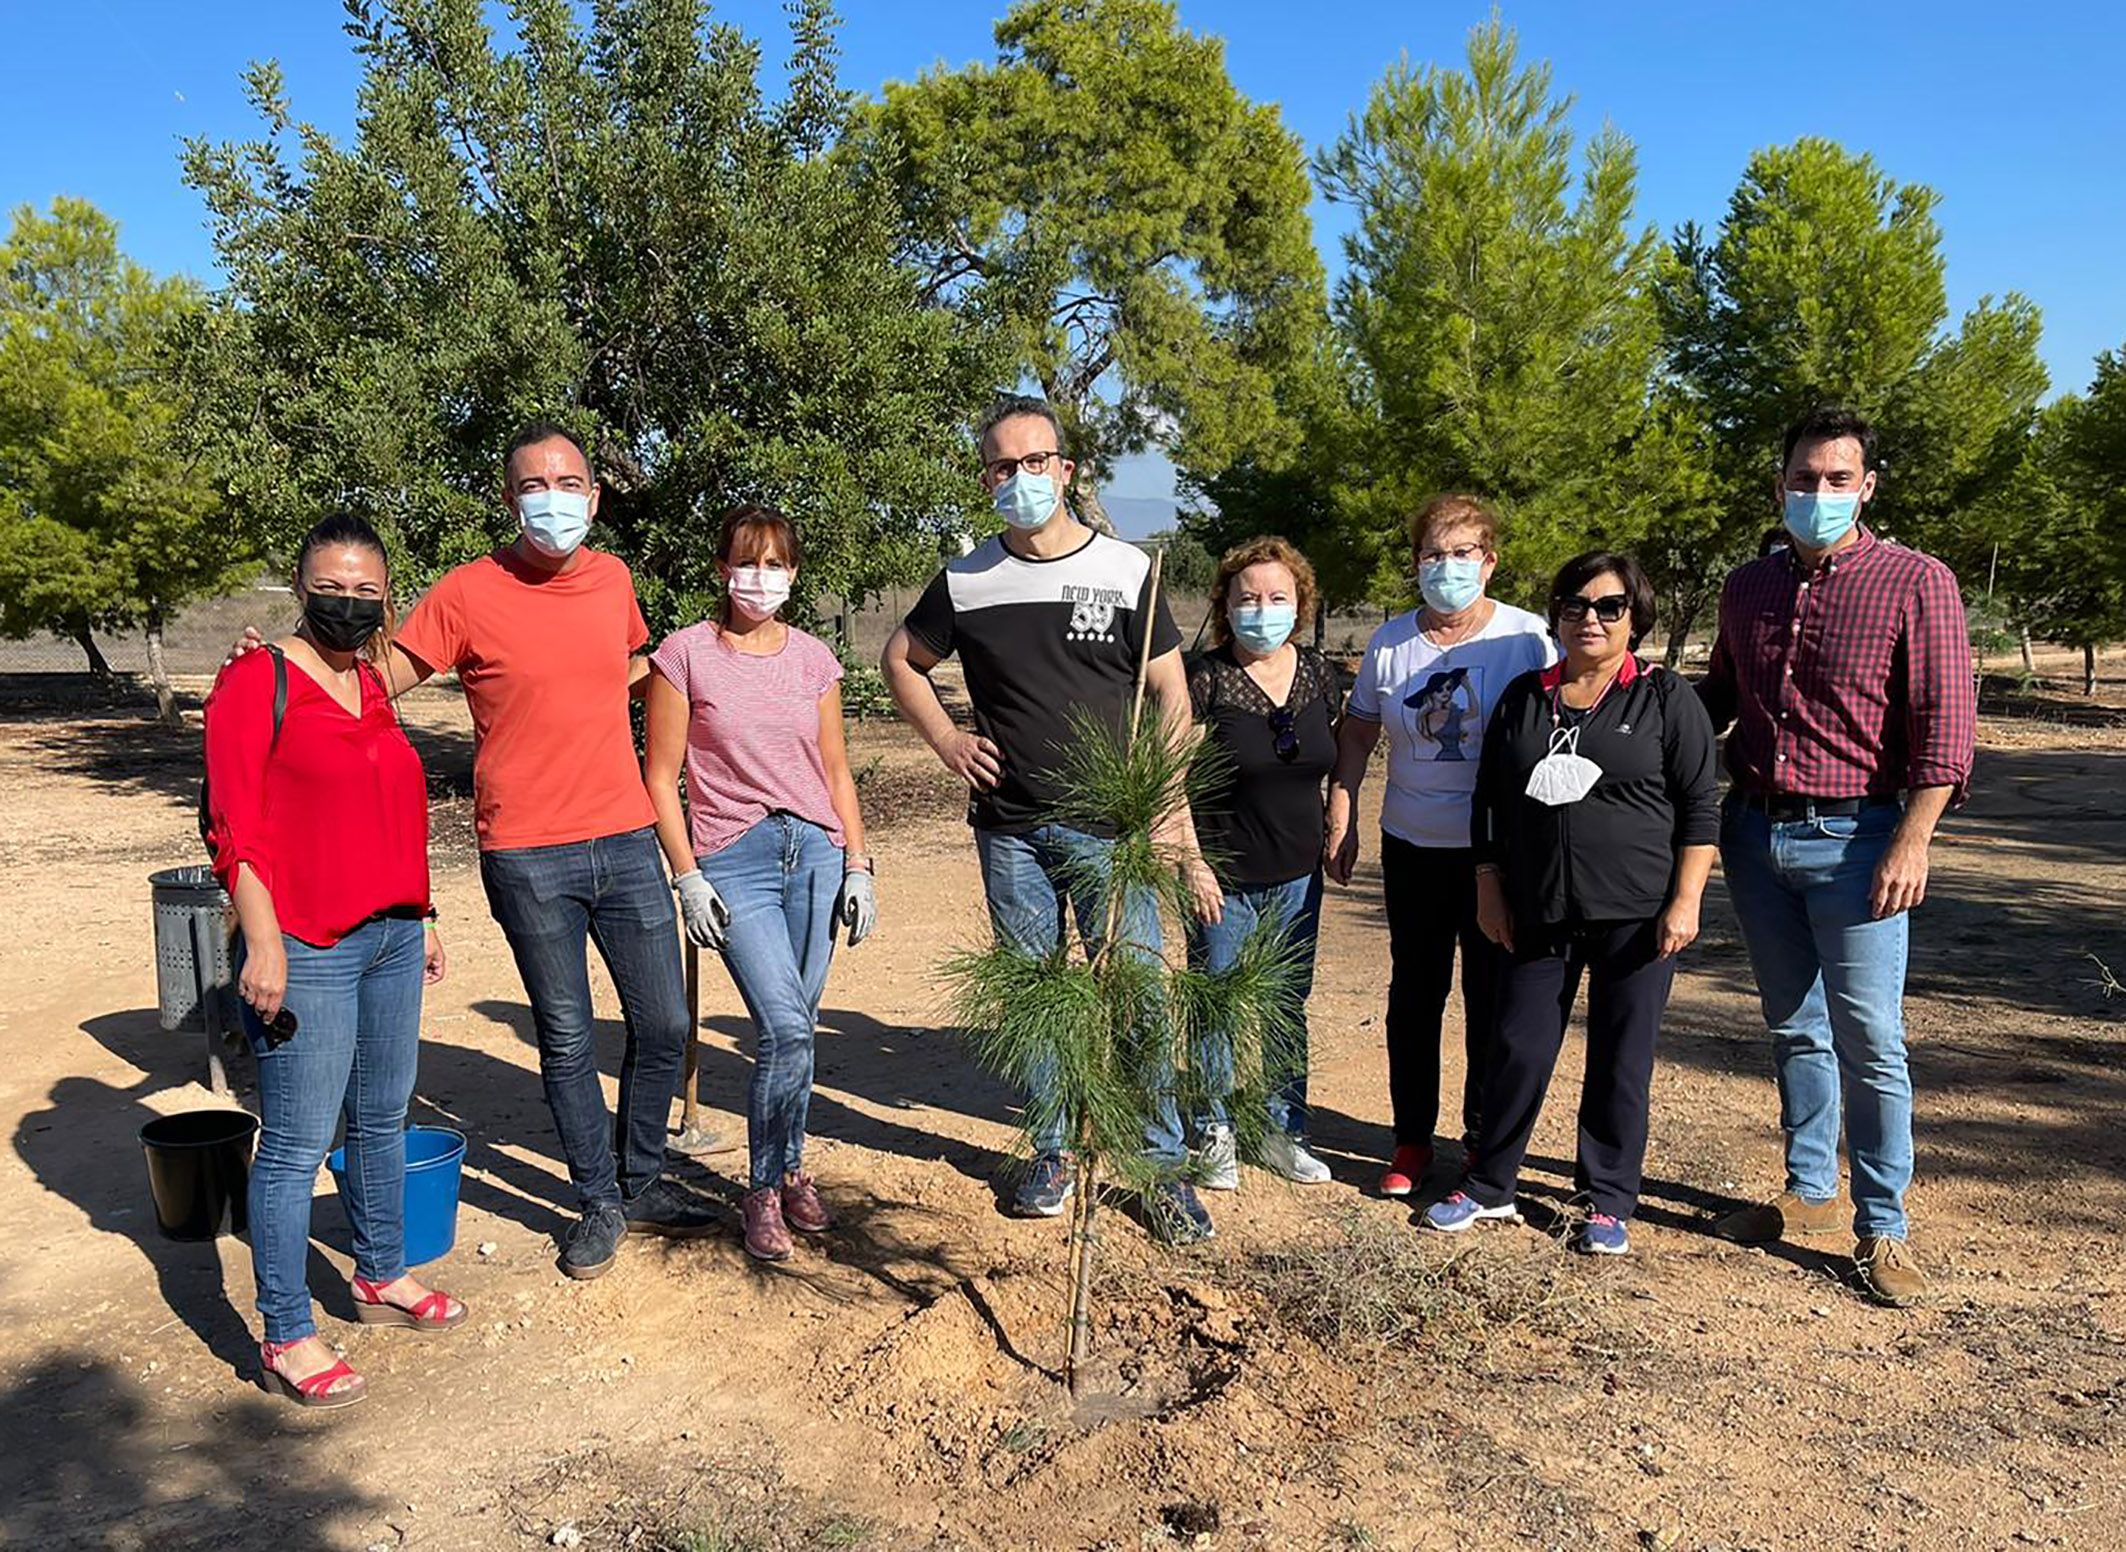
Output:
[2003, 373, 2126, 660]
[181, 0, 1005, 634]
[1312, 17, 1667, 605]
[867, 0, 1326, 525]
[1656, 137, 2049, 643]
[0, 199, 253, 666]
[1143, 528, 1216, 601]
[942, 699, 1305, 1194]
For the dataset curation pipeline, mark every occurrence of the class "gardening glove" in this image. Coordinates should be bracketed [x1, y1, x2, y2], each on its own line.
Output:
[673, 870, 730, 953]
[837, 868, 877, 947]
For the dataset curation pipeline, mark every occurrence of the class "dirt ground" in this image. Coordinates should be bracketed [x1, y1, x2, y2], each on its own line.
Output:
[1, 651, 2123, 1552]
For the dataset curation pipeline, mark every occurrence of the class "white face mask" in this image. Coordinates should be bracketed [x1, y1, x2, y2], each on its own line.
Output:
[518, 489, 591, 559]
[1525, 724, 1603, 806]
[726, 565, 792, 621]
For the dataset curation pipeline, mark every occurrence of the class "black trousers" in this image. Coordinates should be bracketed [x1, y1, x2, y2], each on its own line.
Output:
[1465, 917, 1674, 1220]
[1379, 835, 1503, 1151]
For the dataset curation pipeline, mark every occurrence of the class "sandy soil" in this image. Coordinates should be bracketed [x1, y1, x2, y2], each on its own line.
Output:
[1, 658, 2123, 1552]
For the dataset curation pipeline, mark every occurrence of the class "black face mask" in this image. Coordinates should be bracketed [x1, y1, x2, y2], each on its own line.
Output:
[302, 593, 386, 653]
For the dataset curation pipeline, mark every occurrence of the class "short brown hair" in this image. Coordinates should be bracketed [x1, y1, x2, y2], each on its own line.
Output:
[1407, 493, 1500, 555]
[1206, 534, 1318, 649]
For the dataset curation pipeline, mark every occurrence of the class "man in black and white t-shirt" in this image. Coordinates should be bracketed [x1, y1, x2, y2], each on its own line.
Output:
[882, 395, 1212, 1242]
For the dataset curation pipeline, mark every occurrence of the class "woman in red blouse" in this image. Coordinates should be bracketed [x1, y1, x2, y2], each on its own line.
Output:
[204, 514, 462, 1408]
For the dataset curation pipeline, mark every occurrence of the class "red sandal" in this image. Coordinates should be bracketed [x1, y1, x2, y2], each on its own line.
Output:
[259, 1340, 367, 1409]
[351, 1275, 467, 1331]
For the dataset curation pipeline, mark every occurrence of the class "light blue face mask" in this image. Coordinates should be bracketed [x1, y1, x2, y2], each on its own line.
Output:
[1231, 603, 1297, 655]
[1783, 489, 1861, 550]
[1419, 557, 1485, 614]
[518, 489, 591, 558]
[992, 470, 1060, 531]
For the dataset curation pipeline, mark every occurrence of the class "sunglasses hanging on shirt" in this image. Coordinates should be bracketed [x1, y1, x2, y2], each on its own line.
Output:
[1265, 705, 1300, 762]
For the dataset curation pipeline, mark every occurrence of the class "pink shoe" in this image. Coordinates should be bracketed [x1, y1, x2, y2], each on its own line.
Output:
[1379, 1143, 1434, 1198]
[781, 1171, 832, 1235]
[742, 1185, 792, 1261]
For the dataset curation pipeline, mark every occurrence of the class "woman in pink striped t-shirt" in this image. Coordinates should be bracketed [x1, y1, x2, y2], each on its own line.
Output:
[644, 506, 875, 1262]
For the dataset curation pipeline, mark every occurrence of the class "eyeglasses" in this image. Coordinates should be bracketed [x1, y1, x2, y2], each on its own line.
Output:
[1267, 706, 1300, 762]
[1417, 544, 1487, 566]
[984, 450, 1063, 481]
[1556, 593, 1631, 624]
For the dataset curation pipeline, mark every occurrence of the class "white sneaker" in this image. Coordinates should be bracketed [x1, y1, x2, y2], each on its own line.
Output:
[1262, 1131, 1332, 1185]
[1196, 1124, 1239, 1190]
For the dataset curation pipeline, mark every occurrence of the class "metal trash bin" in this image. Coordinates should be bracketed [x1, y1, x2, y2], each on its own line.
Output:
[150, 866, 240, 1092]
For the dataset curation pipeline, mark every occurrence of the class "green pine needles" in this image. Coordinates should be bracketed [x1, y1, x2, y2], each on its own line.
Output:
[942, 698, 1310, 1393]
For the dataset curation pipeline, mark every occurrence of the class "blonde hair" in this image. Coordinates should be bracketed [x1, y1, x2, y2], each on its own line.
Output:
[1207, 535, 1318, 649]
[1407, 493, 1500, 556]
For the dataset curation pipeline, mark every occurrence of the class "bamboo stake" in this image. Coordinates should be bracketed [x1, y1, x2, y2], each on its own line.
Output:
[1066, 545, 1166, 1397]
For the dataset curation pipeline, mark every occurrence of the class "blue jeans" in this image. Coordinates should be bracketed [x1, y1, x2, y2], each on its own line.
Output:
[700, 814, 842, 1190]
[1720, 798, 1914, 1239]
[241, 915, 425, 1344]
[480, 826, 690, 1210]
[1183, 870, 1322, 1139]
[973, 824, 1185, 1164]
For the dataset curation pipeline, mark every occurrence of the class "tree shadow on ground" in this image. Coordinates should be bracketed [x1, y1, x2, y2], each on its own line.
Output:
[5, 694, 478, 811]
[13, 1011, 354, 1380]
[0, 1353, 390, 1550]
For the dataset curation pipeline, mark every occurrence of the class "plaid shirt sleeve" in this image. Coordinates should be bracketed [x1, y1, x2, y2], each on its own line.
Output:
[1903, 556, 1977, 802]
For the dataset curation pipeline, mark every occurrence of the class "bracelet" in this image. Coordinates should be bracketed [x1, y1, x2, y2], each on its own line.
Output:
[845, 855, 875, 876]
[1472, 863, 1500, 877]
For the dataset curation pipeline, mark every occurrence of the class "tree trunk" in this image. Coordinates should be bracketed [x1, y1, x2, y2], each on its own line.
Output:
[71, 620, 112, 678]
[1313, 609, 1327, 650]
[1064, 1145, 1097, 1398]
[2085, 642, 2098, 697]
[1071, 481, 1119, 538]
[2018, 626, 2035, 674]
[144, 607, 180, 725]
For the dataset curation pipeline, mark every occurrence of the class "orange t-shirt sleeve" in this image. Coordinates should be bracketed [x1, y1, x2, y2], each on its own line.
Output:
[395, 569, 468, 675]
[624, 571, 650, 654]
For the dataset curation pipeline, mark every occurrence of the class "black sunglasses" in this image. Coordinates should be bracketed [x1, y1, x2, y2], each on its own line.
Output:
[1556, 592, 1631, 624]
[257, 1005, 299, 1050]
[1267, 706, 1300, 762]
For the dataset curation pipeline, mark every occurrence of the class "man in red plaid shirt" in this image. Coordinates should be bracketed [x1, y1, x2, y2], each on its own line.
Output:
[1698, 406, 1976, 1308]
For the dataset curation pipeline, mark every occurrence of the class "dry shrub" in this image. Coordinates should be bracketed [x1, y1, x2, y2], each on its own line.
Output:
[1245, 1210, 1589, 1362]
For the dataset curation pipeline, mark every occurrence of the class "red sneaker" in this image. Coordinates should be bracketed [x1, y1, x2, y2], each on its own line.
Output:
[781, 1171, 832, 1235]
[1379, 1143, 1434, 1198]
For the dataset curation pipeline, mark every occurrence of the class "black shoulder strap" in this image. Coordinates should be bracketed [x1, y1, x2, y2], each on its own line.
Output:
[267, 645, 288, 746]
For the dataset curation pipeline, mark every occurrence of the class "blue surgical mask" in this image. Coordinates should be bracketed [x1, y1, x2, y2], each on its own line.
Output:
[1419, 557, 1485, 614]
[1782, 489, 1861, 550]
[1231, 603, 1297, 655]
[518, 489, 591, 558]
[992, 471, 1060, 531]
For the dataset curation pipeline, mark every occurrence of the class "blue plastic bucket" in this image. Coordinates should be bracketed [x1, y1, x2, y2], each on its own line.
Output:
[326, 1125, 466, 1266]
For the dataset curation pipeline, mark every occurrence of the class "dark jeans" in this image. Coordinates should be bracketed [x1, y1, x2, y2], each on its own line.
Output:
[239, 916, 425, 1343]
[1380, 834, 1502, 1150]
[1466, 917, 1675, 1219]
[480, 826, 690, 1210]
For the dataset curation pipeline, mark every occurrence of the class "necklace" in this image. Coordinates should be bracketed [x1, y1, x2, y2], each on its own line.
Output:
[1420, 599, 1491, 649]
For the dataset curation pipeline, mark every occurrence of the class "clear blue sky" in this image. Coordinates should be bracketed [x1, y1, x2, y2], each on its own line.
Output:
[8, 1, 2122, 528]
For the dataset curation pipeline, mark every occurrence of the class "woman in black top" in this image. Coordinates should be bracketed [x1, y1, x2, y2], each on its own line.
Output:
[1183, 536, 1339, 1190]
[1424, 551, 1718, 1256]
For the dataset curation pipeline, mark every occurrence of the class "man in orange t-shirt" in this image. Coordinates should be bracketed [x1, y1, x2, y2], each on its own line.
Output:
[242, 423, 717, 1278]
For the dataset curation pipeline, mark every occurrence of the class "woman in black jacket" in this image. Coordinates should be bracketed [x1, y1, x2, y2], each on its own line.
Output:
[1423, 551, 1718, 1256]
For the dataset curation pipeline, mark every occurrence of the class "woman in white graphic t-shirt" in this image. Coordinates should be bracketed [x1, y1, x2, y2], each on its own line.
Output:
[1325, 494, 1557, 1199]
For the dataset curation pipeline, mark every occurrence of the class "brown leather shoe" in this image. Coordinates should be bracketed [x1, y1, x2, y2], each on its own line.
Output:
[1855, 1236, 1930, 1307]
[1713, 1190, 1845, 1244]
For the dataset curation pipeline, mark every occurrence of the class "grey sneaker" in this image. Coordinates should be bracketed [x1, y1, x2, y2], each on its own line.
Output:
[560, 1204, 627, 1280]
[1146, 1180, 1215, 1247]
[1196, 1124, 1239, 1191]
[1261, 1131, 1332, 1185]
[622, 1177, 720, 1238]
